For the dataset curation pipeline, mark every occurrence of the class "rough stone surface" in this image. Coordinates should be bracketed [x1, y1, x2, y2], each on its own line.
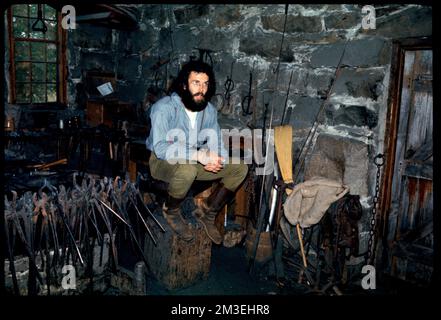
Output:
[310, 42, 346, 68]
[343, 39, 391, 67]
[362, 6, 432, 39]
[324, 12, 362, 30]
[373, 4, 408, 18]
[305, 133, 369, 196]
[261, 14, 323, 33]
[142, 4, 168, 23]
[171, 27, 200, 54]
[174, 5, 210, 25]
[117, 56, 142, 81]
[310, 38, 391, 68]
[332, 68, 385, 100]
[70, 24, 113, 50]
[289, 96, 323, 129]
[325, 104, 379, 129]
[123, 27, 157, 55]
[199, 29, 237, 52]
[212, 5, 242, 27]
[239, 32, 293, 61]
[79, 51, 115, 73]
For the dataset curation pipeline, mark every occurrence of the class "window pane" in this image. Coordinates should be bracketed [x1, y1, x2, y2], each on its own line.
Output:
[32, 63, 46, 81]
[47, 43, 57, 62]
[29, 4, 38, 18]
[13, 17, 29, 38]
[29, 19, 46, 39]
[47, 63, 57, 82]
[44, 5, 56, 20]
[31, 42, 46, 61]
[45, 20, 57, 40]
[15, 62, 31, 81]
[13, 5, 28, 17]
[32, 84, 46, 103]
[47, 84, 57, 102]
[16, 83, 31, 103]
[12, 5, 62, 105]
[15, 41, 30, 61]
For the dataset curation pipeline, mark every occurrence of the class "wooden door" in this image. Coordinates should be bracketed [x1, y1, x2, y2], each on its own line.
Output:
[383, 48, 433, 285]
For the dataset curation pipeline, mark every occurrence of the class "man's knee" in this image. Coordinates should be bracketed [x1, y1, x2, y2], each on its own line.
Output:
[237, 163, 249, 181]
[226, 163, 248, 182]
[168, 164, 198, 199]
[173, 164, 198, 182]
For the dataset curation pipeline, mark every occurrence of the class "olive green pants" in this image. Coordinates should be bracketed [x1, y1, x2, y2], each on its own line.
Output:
[149, 153, 248, 199]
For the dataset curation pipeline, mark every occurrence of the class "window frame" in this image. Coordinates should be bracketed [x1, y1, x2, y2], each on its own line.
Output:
[7, 4, 67, 105]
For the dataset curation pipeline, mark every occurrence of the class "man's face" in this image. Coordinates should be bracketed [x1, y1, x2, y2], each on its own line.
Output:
[182, 71, 210, 112]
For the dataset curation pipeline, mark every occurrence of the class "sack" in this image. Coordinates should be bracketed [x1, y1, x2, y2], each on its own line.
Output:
[283, 177, 349, 228]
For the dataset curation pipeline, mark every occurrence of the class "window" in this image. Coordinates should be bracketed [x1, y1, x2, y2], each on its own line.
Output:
[7, 4, 67, 104]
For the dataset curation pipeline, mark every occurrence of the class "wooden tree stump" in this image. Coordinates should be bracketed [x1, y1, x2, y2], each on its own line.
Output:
[144, 208, 212, 290]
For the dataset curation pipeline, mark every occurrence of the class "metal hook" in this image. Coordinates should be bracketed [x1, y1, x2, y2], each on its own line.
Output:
[31, 4, 47, 34]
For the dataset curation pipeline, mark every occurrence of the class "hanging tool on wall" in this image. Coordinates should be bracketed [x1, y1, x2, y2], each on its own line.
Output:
[31, 4, 47, 34]
[241, 72, 254, 116]
[293, 39, 350, 184]
[193, 47, 214, 66]
[222, 61, 235, 114]
[241, 60, 257, 116]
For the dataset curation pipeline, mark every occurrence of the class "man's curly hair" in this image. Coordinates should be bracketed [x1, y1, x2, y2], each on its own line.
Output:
[169, 60, 216, 101]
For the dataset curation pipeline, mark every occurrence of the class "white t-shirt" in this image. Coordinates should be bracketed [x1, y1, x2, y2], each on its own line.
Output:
[184, 107, 198, 129]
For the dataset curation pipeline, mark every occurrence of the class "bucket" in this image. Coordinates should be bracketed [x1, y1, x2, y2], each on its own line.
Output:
[245, 225, 273, 263]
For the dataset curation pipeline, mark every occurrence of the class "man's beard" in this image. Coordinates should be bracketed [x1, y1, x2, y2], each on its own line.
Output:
[181, 89, 208, 112]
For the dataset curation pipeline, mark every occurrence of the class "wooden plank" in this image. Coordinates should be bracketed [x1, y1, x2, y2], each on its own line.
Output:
[406, 91, 433, 154]
[86, 101, 104, 126]
[128, 160, 137, 182]
[392, 242, 433, 266]
[7, 8, 16, 103]
[396, 176, 433, 247]
[406, 50, 432, 156]
[380, 40, 432, 282]
[403, 161, 432, 180]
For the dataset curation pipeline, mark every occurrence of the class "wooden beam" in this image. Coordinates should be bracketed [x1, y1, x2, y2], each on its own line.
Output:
[76, 12, 112, 21]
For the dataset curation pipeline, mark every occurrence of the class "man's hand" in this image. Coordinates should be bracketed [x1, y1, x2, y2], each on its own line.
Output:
[196, 150, 225, 173]
[203, 162, 223, 173]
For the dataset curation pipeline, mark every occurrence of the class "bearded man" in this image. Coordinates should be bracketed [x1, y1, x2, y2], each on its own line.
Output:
[146, 60, 248, 243]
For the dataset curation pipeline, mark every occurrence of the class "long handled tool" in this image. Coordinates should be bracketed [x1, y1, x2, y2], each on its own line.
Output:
[248, 105, 274, 274]
[274, 125, 308, 269]
[293, 39, 349, 184]
[249, 6, 291, 273]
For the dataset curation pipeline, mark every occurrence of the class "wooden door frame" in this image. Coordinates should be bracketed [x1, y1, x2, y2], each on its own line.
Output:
[378, 36, 432, 245]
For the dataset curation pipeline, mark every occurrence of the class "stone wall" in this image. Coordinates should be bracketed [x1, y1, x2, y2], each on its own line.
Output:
[4, 4, 432, 266]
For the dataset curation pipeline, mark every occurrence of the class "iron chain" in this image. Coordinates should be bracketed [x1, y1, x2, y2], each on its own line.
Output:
[366, 153, 384, 264]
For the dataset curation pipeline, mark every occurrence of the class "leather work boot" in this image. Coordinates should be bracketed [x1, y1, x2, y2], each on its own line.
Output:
[194, 183, 234, 244]
[163, 195, 194, 242]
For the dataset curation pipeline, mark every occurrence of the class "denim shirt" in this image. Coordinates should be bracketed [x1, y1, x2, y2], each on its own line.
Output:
[146, 92, 229, 161]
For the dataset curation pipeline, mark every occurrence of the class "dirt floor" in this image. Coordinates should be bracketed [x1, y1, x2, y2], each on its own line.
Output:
[145, 244, 305, 295]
